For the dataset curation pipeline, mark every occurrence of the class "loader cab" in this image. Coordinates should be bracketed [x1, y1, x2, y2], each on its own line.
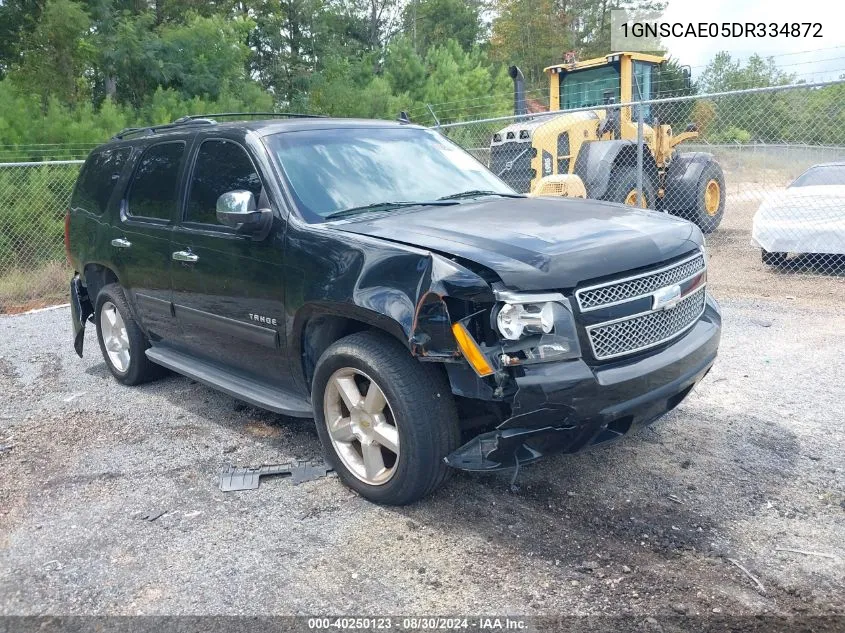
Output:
[547, 52, 665, 126]
[489, 51, 724, 234]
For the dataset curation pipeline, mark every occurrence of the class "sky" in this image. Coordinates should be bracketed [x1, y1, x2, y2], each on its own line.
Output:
[656, 0, 845, 81]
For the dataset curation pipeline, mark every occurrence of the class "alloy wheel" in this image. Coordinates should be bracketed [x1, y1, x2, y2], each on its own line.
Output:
[323, 367, 400, 485]
[100, 300, 131, 373]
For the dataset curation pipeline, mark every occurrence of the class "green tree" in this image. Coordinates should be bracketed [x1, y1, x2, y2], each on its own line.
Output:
[489, 0, 568, 87]
[0, 0, 45, 78]
[699, 51, 794, 93]
[308, 53, 407, 118]
[698, 52, 796, 142]
[96, 11, 254, 107]
[401, 0, 481, 53]
[575, 0, 665, 58]
[384, 36, 427, 102]
[12, 0, 93, 108]
[156, 14, 253, 99]
[489, 0, 666, 87]
[418, 40, 511, 123]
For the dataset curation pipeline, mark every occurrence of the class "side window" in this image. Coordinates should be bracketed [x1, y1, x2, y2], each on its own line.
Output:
[633, 61, 654, 123]
[186, 139, 263, 225]
[73, 147, 131, 215]
[127, 142, 185, 221]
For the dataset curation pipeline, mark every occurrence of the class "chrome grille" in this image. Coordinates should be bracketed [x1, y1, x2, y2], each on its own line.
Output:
[576, 252, 705, 311]
[587, 287, 706, 360]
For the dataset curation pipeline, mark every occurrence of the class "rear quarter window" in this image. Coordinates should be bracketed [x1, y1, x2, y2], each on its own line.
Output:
[72, 147, 132, 216]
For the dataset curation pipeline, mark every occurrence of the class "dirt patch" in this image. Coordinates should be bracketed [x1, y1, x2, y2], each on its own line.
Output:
[243, 419, 285, 439]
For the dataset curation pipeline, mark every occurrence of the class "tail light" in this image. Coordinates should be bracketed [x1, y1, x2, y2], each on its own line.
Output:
[64, 209, 72, 266]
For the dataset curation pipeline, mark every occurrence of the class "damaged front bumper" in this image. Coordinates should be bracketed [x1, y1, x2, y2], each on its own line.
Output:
[70, 275, 93, 357]
[445, 295, 721, 471]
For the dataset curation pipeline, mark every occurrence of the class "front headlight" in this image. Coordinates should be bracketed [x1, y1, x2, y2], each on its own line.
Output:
[493, 291, 581, 364]
[496, 302, 555, 340]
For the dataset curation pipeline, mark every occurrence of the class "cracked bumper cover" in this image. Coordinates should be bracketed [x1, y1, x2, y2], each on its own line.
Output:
[445, 295, 721, 471]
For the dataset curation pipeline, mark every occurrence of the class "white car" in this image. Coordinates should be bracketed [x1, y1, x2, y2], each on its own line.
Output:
[752, 162, 845, 265]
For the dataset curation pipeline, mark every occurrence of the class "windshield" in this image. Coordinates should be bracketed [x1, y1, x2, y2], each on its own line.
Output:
[560, 64, 620, 109]
[265, 127, 515, 221]
[790, 165, 845, 187]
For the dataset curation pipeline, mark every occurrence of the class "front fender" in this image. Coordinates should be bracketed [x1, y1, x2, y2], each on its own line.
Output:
[573, 140, 636, 199]
[285, 224, 494, 391]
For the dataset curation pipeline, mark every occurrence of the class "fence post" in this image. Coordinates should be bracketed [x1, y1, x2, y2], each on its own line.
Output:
[636, 103, 644, 206]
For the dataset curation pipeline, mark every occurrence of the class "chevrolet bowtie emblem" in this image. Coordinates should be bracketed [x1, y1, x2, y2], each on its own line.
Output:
[652, 284, 682, 311]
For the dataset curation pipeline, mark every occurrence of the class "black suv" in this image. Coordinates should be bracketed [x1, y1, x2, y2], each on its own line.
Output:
[66, 114, 721, 505]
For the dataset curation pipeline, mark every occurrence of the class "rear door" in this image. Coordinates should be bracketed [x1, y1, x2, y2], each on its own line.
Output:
[169, 137, 291, 387]
[110, 140, 186, 342]
[68, 146, 133, 271]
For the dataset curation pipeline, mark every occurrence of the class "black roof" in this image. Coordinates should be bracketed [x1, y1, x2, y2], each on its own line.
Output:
[109, 113, 422, 144]
[243, 117, 424, 135]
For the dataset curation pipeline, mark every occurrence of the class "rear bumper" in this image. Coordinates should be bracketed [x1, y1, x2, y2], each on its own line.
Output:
[446, 294, 721, 470]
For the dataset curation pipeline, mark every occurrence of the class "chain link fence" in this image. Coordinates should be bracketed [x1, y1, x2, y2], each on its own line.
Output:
[437, 80, 845, 300]
[3, 82, 845, 312]
[0, 160, 82, 313]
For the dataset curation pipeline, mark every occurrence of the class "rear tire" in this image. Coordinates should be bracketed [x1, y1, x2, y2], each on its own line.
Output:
[605, 166, 656, 209]
[95, 283, 161, 385]
[312, 330, 460, 505]
[677, 161, 725, 234]
[762, 249, 787, 267]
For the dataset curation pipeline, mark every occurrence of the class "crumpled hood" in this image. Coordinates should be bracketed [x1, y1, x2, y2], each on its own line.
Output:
[330, 196, 702, 290]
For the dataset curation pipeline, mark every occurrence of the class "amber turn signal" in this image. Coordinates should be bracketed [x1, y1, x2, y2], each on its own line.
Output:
[451, 322, 494, 377]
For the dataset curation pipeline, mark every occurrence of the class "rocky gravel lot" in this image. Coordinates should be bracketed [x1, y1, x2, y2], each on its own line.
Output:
[0, 297, 843, 619]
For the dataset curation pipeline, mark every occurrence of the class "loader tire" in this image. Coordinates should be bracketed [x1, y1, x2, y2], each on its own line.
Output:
[605, 166, 656, 209]
[677, 161, 725, 234]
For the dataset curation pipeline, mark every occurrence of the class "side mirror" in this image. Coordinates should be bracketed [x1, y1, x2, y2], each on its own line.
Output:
[216, 190, 272, 239]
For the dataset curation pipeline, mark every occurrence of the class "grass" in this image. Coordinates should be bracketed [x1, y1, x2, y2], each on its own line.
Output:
[0, 260, 70, 314]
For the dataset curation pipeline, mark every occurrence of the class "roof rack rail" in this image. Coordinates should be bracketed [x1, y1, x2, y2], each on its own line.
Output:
[111, 118, 216, 141]
[175, 112, 325, 121]
[111, 112, 324, 141]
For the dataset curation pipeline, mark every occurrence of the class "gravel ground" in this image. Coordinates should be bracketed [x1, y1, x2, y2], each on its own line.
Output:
[0, 298, 843, 618]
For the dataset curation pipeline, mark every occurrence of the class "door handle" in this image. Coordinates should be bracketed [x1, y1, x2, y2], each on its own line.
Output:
[172, 250, 199, 263]
[111, 238, 132, 248]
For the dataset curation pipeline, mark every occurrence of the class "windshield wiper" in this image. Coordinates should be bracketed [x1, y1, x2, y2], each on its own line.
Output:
[437, 190, 525, 200]
[324, 200, 458, 220]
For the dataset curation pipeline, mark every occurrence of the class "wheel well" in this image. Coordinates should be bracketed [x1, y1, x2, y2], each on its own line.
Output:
[301, 315, 373, 392]
[299, 314, 450, 395]
[82, 264, 119, 302]
[612, 145, 658, 184]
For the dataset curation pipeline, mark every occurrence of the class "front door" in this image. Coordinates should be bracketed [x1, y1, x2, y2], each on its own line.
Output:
[111, 141, 187, 343]
[169, 138, 291, 388]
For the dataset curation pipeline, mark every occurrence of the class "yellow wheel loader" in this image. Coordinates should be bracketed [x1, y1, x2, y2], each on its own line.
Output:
[490, 52, 725, 233]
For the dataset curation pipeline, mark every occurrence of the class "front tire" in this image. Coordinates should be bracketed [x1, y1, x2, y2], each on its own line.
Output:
[95, 283, 161, 385]
[312, 331, 460, 505]
[762, 249, 787, 267]
[605, 166, 656, 209]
